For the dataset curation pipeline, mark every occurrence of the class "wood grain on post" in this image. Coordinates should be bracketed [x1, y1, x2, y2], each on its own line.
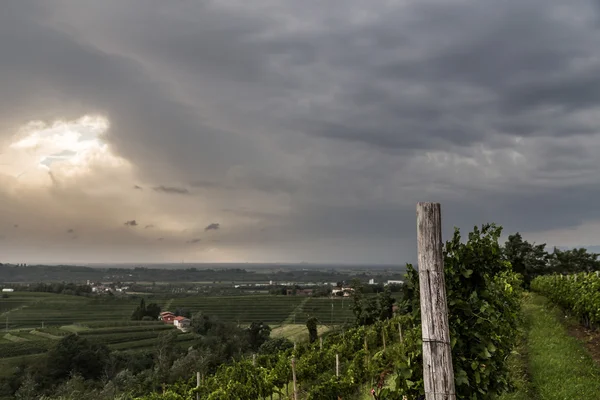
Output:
[196, 371, 200, 400]
[291, 357, 298, 400]
[398, 322, 403, 342]
[417, 202, 456, 400]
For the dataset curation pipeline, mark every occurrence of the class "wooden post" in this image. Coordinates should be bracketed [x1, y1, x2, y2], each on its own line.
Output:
[291, 357, 298, 400]
[382, 328, 386, 351]
[196, 371, 200, 400]
[364, 336, 369, 367]
[417, 202, 456, 400]
[252, 353, 256, 366]
[319, 336, 323, 351]
[335, 353, 339, 377]
[398, 322, 403, 342]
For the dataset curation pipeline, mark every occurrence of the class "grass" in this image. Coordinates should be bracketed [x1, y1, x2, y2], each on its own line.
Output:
[500, 293, 600, 400]
[271, 324, 332, 343]
[168, 295, 306, 324]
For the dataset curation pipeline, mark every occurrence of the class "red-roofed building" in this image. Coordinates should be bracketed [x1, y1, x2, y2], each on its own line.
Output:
[173, 316, 191, 331]
[160, 311, 176, 324]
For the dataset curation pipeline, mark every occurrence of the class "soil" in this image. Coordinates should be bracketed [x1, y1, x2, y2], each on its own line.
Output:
[565, 318, 600, 365]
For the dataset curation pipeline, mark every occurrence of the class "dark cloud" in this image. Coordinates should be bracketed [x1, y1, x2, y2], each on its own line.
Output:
[124, 220, 138, 227]
[144, 224, 154, 229]
[187, 238, 201, 244]
[67, 229, 74, 233]
[205, 223, 220, 231]
[2, 0, 600, 263]
[152, 186, 190, 195]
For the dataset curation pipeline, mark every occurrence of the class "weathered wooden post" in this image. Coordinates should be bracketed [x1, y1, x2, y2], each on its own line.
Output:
[196, 371, 200, 400]
[335, 353, 340, 377]
[417, 202, 456, 400]
[320, 336, 323, 351]
[291, 357, 298, 400]
[398, 322, 403, 342]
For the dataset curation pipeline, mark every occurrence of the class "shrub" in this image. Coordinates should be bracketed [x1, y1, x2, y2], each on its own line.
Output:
[401, 224, 523, 399]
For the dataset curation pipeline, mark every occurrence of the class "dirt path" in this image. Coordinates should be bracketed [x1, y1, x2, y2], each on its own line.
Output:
[564, 315, 600, 365]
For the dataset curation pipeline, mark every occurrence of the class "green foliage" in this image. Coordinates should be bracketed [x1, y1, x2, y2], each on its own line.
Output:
[0, 340, 53, 358]
[402, 224, 523, 399]
[546, 248, 600, 274]
[246, 321, 271, 351]
[306, 317, 318, 343]
[46, 334, 111, 381]
[531, 272, 600, 328]
[351, 281, 396, 326]
[132, 299, 161, 321]
[515, 293, 600, 399]
[503, 233, 548, 287]
[502, 233, 600, 289]
[258, 337, 294, 354]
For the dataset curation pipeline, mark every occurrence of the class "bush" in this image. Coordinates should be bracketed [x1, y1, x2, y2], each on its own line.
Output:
[531, 272, 600, 328]
[401, 224, 523, 399]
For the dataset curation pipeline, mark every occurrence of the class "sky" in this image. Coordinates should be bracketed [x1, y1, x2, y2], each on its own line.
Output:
[2, 0, 600, 265]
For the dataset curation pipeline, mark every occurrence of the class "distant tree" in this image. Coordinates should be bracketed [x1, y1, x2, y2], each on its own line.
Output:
[46, 334, 110, 381]
[350, 279, 395, 325]
[258, 337, 294, 354]
[131, 299, 160, 320]
[192, 312, 213, 335]
[247, 321, 271, 351]
[376, 285, 395, 320]
[154, 331, 178, 384]
[145, 303, 162, 320]
[14, 374, 37, 400]
[503, 233, 548, 287]
[131, 298, 147, 320]
[306, 317, 318, 343]
[174, 308, 191, 318]
[547, 247, 600, 274]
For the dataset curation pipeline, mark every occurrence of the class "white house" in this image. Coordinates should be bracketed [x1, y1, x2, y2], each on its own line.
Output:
[385, 280, 404, 286]
[173, 316, 191, 332]
[2, 288, 14, 292]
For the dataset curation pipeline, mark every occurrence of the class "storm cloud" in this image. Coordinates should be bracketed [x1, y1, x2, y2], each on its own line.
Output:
[152, 186, 190, 195]
[1, 0, 600, 264]
[205, 223, 220, 232]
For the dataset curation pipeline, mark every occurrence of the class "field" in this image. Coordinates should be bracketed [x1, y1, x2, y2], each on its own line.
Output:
[167, 295, 356, 325]
[0, 292, 165, 329]
[0, 292, 359, 365]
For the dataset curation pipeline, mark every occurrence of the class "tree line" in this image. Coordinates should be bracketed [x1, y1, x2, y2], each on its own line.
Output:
[503, 232, 600, 287]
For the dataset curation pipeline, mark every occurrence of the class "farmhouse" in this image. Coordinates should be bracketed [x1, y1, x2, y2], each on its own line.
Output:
[159, 311, 176, 323]
[385, 280, 404, 286]
[331, 287, 354, 297]
[173, 316, 191, 332]
[2, 288, 14, 292]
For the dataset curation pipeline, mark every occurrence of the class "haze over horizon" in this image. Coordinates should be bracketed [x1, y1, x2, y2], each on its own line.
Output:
[2, 0, 600, 265]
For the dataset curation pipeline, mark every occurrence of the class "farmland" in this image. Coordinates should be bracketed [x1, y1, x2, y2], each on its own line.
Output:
[0, 292, 161, 329]
[0, 292, 359, 364]
[168, 294, 356, 325]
